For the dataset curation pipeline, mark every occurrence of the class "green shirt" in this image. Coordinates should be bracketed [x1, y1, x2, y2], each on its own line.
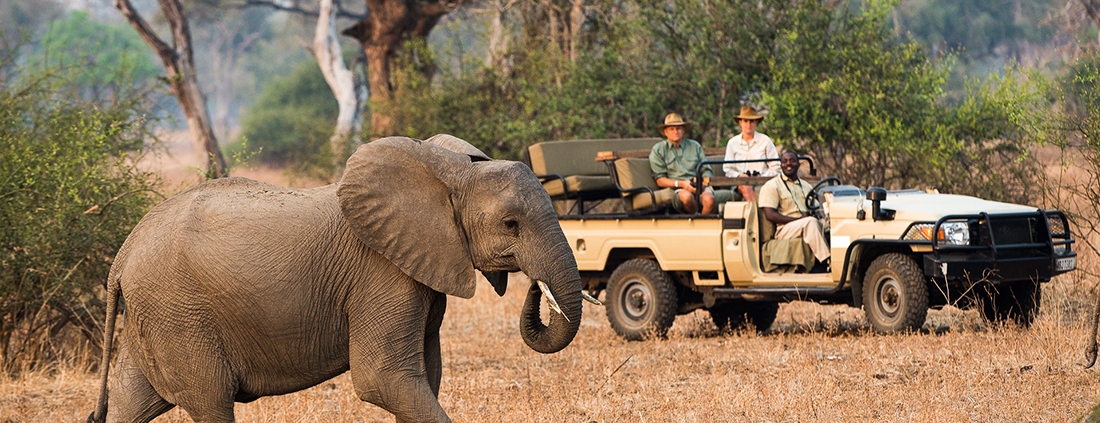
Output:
[649, 139, 712, 181]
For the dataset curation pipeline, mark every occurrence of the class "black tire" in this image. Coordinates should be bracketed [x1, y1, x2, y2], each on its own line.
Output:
[862, 253, 929, 333]
[709, 300, 780, 333]
[606, 259, 678, 340]
[978, 280, 1041, 328]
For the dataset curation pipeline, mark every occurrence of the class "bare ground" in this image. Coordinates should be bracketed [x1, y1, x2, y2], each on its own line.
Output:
[2, 141, 1099, 422]
[3, 272, 1099, 422]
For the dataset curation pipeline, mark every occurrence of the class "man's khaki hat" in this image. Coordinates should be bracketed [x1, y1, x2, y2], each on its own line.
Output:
[657, 113, 691, 133]
[735, 106, 765, 121]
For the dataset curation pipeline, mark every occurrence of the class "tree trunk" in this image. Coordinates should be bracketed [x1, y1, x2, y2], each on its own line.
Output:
[342, 0, 470, 140]
[115, 0, 228, 179]
[484, 0, 516, 70]
[315, 0, 366, 177]
[1084, 0, 1100, 45]
[568, 0, 585, 62]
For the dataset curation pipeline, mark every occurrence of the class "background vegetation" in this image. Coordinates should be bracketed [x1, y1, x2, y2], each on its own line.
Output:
[4, 0, 1100, 384]
[0, 48, 160, 373]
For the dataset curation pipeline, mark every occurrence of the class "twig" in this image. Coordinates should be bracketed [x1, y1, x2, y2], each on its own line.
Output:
[595, 355, 632, 395]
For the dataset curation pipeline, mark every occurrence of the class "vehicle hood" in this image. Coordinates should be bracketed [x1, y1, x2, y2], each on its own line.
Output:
[880, 191, 1039, 221]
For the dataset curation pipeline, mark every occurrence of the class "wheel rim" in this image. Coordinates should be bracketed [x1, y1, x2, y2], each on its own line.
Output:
[876, 276, 902, 319]
[620, 278, 652, 323]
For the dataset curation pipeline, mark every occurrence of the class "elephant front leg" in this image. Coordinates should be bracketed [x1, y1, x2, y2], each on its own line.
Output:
[425, 292, 446, 396]
[347, 291, 450, 423]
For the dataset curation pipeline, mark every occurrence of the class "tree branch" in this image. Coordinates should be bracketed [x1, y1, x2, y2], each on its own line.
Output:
[242, 0, 367, 20]
[114, 0, 177, 66]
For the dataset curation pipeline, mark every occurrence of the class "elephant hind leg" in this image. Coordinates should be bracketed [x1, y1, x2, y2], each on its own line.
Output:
[106, 341, 175, 423]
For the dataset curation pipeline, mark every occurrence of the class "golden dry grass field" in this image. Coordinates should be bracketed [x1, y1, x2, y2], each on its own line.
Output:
[3, 140, 1100, 422]
[3, 272, 1100, 423]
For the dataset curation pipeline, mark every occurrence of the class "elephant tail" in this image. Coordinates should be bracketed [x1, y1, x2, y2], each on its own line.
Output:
[88, 272, 121, 423]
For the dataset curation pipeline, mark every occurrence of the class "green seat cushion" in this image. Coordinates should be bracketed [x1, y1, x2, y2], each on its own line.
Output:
[541, 175, 616, 197]
[614, 157, 675, 211]
[529, 138, 661, 177]
[630, 188, 675, 211]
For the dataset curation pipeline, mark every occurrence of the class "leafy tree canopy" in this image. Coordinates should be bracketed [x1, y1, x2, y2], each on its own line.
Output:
[30, 10, 160, 98]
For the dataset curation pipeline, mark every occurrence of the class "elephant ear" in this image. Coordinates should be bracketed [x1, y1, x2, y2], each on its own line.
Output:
[424, 133, 491, 162]
[337, 136, 478, 299]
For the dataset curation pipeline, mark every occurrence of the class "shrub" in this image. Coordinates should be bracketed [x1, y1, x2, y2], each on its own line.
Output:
[233, 60, 337, 177]
[0, 54, 159, 373]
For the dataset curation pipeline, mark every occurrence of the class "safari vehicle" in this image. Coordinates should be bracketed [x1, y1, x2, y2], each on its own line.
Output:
[526, 139, 1078, 339]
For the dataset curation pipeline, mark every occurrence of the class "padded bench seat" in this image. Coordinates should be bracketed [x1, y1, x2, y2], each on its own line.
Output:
[527, 138, 661, 212]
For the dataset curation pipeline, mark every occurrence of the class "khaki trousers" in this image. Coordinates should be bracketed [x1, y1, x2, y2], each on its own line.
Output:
[775, 216, 830, 262]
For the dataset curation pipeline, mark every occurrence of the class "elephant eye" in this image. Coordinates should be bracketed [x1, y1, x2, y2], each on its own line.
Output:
[504, 218, 519, 233]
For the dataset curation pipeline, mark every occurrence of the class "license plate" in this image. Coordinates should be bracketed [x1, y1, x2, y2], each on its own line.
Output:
[1055, 256, 1076, 272]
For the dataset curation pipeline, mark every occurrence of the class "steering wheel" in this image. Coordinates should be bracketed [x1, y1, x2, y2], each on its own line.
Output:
[804, 176, 841, 216]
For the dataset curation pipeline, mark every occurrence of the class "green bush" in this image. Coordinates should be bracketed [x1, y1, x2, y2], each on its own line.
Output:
[233, 60, 337, 176]
[0, 57, 159, 373]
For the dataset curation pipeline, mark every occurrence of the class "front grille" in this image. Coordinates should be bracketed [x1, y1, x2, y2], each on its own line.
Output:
[988, 217, 1036, 245]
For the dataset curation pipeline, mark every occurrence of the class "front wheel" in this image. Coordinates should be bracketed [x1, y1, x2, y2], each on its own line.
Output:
[606, 259, 678, 340]
[862, 253, 928, 333]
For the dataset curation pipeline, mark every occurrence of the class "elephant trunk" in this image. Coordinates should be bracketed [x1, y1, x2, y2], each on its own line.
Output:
[518, 251, 583, 354]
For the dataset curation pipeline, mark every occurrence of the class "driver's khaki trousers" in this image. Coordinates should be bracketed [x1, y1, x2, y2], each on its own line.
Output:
[775, 217, 830, 262]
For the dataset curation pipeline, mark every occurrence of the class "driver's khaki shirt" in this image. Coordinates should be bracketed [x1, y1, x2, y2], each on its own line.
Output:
[758, 174, 815, 222]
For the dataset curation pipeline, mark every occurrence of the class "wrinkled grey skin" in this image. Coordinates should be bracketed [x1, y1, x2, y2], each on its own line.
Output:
[89, 136, 583, 423]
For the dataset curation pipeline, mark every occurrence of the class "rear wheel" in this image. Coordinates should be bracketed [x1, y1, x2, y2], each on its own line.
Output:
[606, 259, 678, 340]
[709, 300, 779, 333]
[978, 280, 1041, 327]
[862, 253, 928, 333]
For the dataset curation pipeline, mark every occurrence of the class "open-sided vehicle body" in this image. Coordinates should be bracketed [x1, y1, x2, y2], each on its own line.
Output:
[528, 139, 1077, 339]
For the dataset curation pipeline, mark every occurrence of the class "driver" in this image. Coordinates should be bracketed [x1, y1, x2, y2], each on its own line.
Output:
[758, 151, 831, 267]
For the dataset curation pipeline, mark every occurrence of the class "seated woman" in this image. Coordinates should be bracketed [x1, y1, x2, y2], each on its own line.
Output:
[723, 106, 780, 202]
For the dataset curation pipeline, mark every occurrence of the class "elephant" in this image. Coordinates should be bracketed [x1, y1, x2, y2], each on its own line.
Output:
[88, 135, 585, 423]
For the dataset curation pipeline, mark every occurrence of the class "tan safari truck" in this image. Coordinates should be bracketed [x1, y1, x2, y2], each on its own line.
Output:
[526, 140, 1078, 340]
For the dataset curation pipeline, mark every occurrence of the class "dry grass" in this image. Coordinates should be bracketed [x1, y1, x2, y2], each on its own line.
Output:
[3, 272, 1099, 423]
[4, 141, 1099, 422]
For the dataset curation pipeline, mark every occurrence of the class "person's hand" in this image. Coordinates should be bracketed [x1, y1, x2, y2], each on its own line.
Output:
[676, 180, 697, 194]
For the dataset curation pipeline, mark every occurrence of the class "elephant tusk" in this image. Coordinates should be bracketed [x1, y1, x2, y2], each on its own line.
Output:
[582, 291, 603, 306]
[536, 280, 569, 322]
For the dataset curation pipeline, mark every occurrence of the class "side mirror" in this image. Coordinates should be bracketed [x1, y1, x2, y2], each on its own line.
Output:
[866, 187, 894, 221]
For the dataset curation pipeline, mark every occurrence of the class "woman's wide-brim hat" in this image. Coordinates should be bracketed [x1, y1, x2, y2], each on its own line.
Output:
[657, 113, 691, 133]
[735, 106, 765, 121]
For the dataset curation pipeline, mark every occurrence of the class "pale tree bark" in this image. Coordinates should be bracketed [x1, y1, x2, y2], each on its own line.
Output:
[341, 0, 471, 140]
[542, 0, 561, 51]
[568, 0, 584, 62]
[315, 0, 367, 177]
[208, 19, 263, 141]
[115, 0, 229, 179]
[480, 0, 518, 70]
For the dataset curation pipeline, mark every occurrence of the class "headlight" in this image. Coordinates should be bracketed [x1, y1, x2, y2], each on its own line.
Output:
[941, 222, 970, 245]
[904, 221, 970, 245]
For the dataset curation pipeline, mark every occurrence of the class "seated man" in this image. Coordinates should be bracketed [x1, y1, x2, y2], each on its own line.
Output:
[723, 106, 780, 202]
[758, 151, 830, 268]
[650, 113, 717, 214]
